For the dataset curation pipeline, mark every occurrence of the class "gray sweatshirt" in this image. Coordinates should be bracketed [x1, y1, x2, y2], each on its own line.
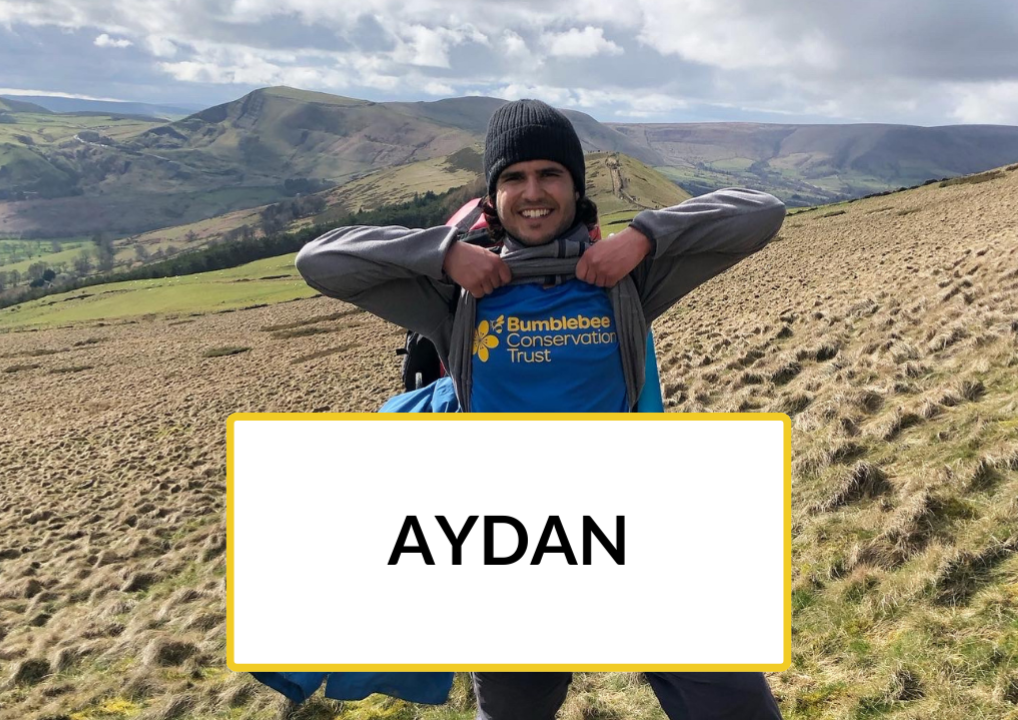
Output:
[295, 188, 786, 396]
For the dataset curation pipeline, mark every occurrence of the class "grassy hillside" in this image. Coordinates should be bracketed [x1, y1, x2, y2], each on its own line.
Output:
[0, 185, 285, 239]
[132, 87, 478, 185]
[7, 86, 1018, 240]
[0, 112, 164, 201]
[0, 254, 312, 328]
[585, 152, 691, 219]
[310, 147, 484, 219]
[0, 97, 52, 114]
[52, 150, 682, 283]
[0, 87, 484, 238]
[0, 237, 92, 276]
[0, 112, 161, 149]
[2, 163, 1016, 719]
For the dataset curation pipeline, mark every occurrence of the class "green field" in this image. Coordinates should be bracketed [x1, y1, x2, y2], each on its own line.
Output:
[0, 112, 160, 147]
[600, 209, 640, 236]
[0, 254, 313, 329]
[707, 157, 756, 172]
[0, 237, 93, 275]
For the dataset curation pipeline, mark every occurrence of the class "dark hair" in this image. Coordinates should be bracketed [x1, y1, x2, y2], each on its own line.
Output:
[481, 196, 599, 243]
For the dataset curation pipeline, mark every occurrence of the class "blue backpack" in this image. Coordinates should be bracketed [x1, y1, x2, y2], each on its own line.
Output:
[251, 671, 454, 705]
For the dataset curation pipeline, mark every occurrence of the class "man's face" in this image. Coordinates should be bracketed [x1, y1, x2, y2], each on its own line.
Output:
[494, 159, 579, 246]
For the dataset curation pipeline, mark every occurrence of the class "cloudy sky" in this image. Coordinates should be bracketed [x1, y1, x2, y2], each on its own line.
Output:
[2, 0, 1017, 125]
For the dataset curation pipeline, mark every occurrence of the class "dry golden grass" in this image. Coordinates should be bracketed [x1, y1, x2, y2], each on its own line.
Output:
[1, 165, 1017, 719]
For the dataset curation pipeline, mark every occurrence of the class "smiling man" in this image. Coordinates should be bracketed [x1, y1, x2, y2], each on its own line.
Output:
[496, 159, 577, 243]
[294, 99, 786, 718]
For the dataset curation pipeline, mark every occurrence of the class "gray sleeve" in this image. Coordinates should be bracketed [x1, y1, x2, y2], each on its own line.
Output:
[294, 224, 460, 345]
[628, 188, 786, 322]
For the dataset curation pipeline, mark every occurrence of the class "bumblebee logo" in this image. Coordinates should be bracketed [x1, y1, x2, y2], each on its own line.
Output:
[472, 320, 499, 362]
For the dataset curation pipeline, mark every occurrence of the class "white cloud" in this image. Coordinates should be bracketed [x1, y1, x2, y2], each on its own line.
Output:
[541, 26, 622, 58]
[423, 81, 454, 96]
[0, 87, 127, 101]
[2, 0, 1018, 125]
[392, 23, 488, 68]
[94, 32, 132, 48]
[393, 25, 452, 67]
[499, 29, 542, 72]
[158, 52, 350, 89]
[949, 81, 1018, 125]
[145, 35, 178, 58]
[493, 82, 572, 106]
[570, 87, 689, 118]
[634, 2, 836, 72]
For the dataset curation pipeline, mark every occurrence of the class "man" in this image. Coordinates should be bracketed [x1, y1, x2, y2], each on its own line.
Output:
[295, 99, 785, 718]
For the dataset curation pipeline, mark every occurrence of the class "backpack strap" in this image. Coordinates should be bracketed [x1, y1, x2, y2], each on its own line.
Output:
[452, 201, 485, 234]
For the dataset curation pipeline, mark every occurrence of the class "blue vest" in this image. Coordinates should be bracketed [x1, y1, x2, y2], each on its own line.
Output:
[470, 281, 629, 412]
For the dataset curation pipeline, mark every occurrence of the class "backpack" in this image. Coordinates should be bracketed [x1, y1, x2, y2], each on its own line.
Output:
[396, 199, 499, 391]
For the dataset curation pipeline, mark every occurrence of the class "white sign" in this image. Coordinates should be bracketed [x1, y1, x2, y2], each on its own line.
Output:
[227, 414, 790, 671]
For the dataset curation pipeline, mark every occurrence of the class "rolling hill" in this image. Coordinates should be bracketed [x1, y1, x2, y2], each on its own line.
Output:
[2, 86, 1018, 239]
[0, 97, 52, 114]
[0, 149, 687, 297]
[1, 88, 643, 238]
[0, 96, 200, 119]
[609, 121, 1018, 204]
[0, 163, 1015, 720]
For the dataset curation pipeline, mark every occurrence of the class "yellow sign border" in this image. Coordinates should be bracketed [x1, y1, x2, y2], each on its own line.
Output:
[226, 412, 792, 672]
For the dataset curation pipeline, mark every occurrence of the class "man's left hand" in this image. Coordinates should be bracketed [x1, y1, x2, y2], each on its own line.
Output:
[575, 227, 653, 287]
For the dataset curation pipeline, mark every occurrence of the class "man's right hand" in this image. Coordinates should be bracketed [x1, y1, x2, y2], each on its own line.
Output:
[442, 242, 512, 299]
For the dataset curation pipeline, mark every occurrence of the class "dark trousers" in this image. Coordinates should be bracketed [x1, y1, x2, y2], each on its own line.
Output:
[471, 672, 783, 720]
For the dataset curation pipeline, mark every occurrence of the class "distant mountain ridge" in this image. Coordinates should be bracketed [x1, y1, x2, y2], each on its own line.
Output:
[608, 121, 1018, 203]
[2, 85, 1018, 238]
[0, 97, 52, 114]
[0, 95, 201, 119]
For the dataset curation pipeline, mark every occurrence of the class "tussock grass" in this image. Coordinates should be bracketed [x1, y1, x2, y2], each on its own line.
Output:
[811, 462, 889, 514]
[794, 440, 866, 478]
[5, 657, 50, 687]
[770, 359, 802, 385]
[13, 347, 68, 357]
[260, 308, 363, 332]
[778, 392, 812, 416]
[933, 536, 1018, 605]
[271, 325, 336, 339]
[141, 637, 199, 667]
[200, 346, 250, 358]
[292, 345, 356, 364]
[49, 365, 93, 374]
[873, 408, 924, 441]
[848, 490, 948, 569]
[939, 170, 1005, 187]
[3, 362, 41, 373]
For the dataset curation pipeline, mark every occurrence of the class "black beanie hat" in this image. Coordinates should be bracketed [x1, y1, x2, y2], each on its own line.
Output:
[483, 99, 585, 199]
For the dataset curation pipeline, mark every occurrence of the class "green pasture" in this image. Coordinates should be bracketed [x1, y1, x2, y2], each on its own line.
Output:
[600, 209, 639, 237]
[0, 254, 313, 329]
[707, 157, 756, 172]
[0, 237, 92, 274]
[0, 113, 159, 147]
